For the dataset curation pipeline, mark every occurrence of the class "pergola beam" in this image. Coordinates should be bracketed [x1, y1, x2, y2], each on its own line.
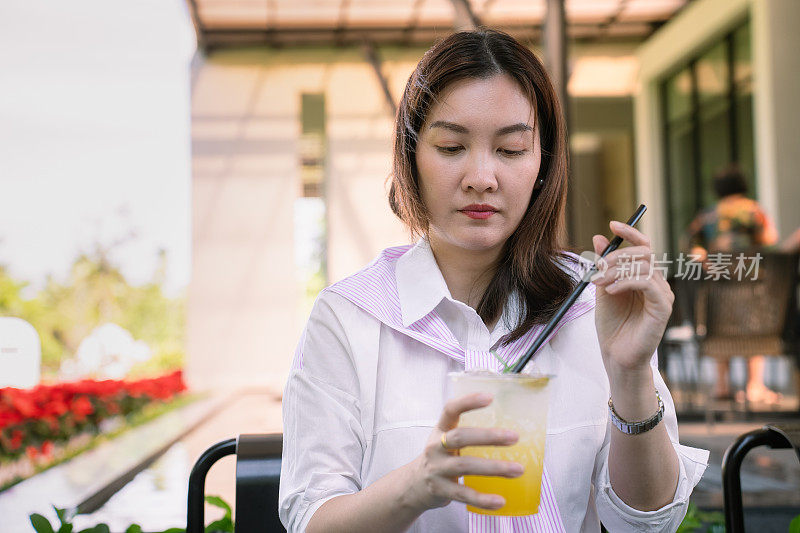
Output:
[543, 0, 573, 236]
[544, 0, 568, 114]
[360, 39, 397, 118]
[448, 0, 482, 31]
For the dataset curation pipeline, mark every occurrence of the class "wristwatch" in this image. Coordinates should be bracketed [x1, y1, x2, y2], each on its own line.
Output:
[608, 390, 664, 435]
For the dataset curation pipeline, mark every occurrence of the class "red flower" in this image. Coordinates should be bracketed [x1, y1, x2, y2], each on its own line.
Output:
[40, 440, 54, 458]
[71, 396, 94, 422]
[11, 393, 39, 418]
[0, 409, 23, 430]
[0, 370, 185, 455]
[48, 397, 69, 417]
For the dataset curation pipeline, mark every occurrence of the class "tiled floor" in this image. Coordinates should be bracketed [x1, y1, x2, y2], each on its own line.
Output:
[71, 391, 282, 532]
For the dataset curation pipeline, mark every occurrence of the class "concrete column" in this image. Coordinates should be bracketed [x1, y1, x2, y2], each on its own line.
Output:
[544, 0, 568, 121]
[752, 0, 800, 238]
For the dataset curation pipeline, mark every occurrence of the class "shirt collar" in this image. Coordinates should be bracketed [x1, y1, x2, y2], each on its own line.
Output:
[395, 238, 453, 327]
[395, 242, 593, 329]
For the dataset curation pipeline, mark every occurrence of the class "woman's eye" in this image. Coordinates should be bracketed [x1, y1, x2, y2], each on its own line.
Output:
[436, 146, 463, 154]
[500, 149, 526, 156]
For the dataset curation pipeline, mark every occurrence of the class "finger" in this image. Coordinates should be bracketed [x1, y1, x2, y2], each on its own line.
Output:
[439, 455, 524, 479]
[609, 220, 651, 248]
[592, 234, 609, 256]
[591, 256, 654, 286]
[592, 264, 626, 286]
[601, 247, 652, 269]
[650, 267, 669, 285]
[444, 481, 506, 510]
[604, 277, 674, 312]
[437, 393, 492, 432]
[444, 427, 519, 449]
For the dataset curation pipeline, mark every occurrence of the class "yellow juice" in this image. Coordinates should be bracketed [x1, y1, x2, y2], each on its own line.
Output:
[447, 371, 550, 517]
[462, 439, 544, 515]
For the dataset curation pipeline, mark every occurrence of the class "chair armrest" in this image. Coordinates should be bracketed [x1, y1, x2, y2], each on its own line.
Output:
[722, 426, 796, 533]
[187, 438, 237, 533]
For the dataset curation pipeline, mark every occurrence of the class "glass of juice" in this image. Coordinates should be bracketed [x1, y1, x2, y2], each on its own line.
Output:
[447, 370, 551, 516]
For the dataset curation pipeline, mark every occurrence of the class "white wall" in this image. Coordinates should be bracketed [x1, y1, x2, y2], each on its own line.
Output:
[752, 0, 800, 238]
[187, 48, 412, 392]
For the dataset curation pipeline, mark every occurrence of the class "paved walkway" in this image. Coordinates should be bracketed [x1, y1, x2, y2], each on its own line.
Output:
[70, 390, 282, 532]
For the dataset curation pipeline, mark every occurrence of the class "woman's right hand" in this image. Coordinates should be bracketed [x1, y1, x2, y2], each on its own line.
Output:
[404, 392, 524, 512]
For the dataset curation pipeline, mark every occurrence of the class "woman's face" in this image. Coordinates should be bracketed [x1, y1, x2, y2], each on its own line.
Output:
[415, 73, 542, 259]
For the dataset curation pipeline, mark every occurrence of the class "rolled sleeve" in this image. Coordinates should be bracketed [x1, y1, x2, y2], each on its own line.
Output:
[279, 292, 366, 532]
[593, 351, 710, 532]
[594, 439, 710, 531]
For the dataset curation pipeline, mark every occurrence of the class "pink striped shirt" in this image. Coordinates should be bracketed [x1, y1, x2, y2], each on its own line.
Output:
[279, 240, 709, 532]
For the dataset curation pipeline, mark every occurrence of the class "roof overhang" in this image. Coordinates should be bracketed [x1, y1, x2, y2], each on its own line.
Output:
[187, 0, 692, 51]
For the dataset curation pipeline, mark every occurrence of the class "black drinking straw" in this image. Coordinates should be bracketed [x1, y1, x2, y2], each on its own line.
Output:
[507, 204, 647, 374]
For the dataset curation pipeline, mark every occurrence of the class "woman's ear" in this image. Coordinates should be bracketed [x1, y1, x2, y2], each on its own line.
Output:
[534, 177, 545, 190]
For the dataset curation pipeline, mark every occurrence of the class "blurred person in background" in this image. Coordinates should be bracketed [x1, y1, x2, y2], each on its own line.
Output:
[684, 164, 779, 403]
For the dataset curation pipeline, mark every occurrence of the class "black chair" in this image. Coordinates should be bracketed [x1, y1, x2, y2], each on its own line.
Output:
[187, 433, 285, 533]
[722, 424, 800, 532]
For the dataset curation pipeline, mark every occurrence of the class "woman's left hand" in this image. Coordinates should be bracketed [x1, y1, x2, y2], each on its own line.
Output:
[591, 221, 674, 373]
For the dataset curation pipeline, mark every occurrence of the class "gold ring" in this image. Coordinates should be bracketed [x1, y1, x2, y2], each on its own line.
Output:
[441, 432, 458, 455]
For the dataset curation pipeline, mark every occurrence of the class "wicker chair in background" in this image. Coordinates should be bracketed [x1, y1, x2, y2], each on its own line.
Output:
[659, 276, 703, 410]
[694, 251, 800, 421]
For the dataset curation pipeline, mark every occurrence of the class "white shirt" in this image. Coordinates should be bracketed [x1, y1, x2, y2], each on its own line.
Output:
[279, 239, 710, 532]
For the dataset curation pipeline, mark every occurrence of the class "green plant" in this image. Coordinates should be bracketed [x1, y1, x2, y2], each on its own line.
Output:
[29, 505, 115, 533]
[789, 512, 800, 533]
[203, 495, 234, 533]
[29, 495, 234, 533]
[677, 502, 725, 532]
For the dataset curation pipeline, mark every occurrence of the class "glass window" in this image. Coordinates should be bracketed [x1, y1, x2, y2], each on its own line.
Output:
[735, 86, 755, 195]
[734, 20, 755, 195]
[696, 42, 727, 104]
[665, 117, 696, 255]
[296, 93, 328, 317]
[300, 93, 326, 198]
[661, 20, 755, 255]
[733, 21, 752, 85]
[666, 68, 692, 122]
[698, 97, 731, 207]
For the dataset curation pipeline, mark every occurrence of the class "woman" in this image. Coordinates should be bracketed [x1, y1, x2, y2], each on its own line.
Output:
[279, 29, 708, 532]
[685, 164, 780, 403]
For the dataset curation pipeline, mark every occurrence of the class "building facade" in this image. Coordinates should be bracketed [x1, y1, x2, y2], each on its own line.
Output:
[185, 0, 799, 392]
[633, 0, 800, 255]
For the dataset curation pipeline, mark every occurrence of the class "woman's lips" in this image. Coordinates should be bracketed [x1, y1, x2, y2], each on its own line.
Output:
[459, 204, 497, 219]
[461, 210, 495, 219]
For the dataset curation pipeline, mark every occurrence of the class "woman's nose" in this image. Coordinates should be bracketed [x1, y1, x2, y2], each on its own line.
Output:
[461, 151, 498, 192]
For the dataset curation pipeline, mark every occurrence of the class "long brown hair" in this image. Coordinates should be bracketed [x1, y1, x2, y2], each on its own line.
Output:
[388, 28, 576, 345]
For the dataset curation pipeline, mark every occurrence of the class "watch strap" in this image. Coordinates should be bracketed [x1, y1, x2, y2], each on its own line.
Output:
[608, 390, 665, 435]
